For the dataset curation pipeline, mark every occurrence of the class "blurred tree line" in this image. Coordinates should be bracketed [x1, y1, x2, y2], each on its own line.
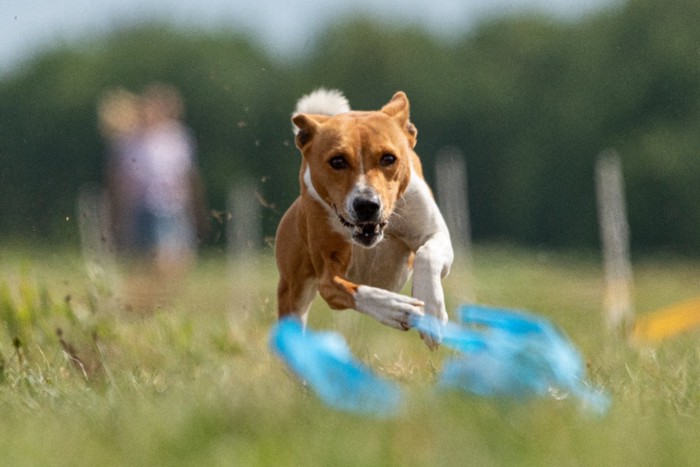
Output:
[0, 0, 699, 253]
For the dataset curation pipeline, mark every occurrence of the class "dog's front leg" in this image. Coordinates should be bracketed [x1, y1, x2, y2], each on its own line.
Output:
[412, 231, 454, 348]
[319, 273, 425, 331]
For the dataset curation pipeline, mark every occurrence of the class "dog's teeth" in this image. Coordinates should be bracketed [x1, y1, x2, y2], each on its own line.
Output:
[358, 224, 380, 236]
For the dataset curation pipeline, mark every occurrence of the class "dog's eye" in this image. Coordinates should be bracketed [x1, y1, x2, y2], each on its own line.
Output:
[380, 153, 397, 166]
[329, 155, 349, 170]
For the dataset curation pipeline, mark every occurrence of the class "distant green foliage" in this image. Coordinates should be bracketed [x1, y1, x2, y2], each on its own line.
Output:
[1, 0, 700, 252]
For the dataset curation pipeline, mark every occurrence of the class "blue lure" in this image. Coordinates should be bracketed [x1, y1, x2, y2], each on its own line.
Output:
[269, 317, 402, 417]
[413, 305, 610, 414]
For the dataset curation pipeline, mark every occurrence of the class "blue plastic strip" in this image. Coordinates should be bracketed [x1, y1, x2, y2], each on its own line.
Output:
[270, 317, 403, 417]
[414, 305, 610, 414]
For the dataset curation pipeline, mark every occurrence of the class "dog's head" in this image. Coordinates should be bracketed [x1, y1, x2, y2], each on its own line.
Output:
[293, 92, 418, 248]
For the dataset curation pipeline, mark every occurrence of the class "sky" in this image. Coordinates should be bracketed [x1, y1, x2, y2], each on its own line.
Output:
[2, 0, 619, 72]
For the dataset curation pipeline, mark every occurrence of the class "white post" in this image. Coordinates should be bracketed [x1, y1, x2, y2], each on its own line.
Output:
[76, 183, 117, 303]
[435, 147, 474, 301]
[226, 179, 262, 321]
[227, 179, 261, 259]
[435, 147, 471, 254]
[595, 150, 634, 331]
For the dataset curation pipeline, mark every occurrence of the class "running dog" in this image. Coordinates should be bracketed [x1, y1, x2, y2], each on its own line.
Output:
[275, 89, 453, 348]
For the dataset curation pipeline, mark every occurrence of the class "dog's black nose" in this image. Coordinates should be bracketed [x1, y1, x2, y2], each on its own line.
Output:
[353, 195, 381, 222]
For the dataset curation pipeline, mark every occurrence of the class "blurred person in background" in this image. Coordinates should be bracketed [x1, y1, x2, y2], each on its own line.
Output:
[98, 87, 142, 253]
[98, 83, 208, 310]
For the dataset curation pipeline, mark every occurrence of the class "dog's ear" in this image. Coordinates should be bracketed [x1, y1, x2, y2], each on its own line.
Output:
[292, 113, 329, 149]
[381, 91, 418, 148]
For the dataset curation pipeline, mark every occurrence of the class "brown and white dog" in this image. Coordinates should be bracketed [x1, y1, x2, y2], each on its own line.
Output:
[275, 89, 453, 348]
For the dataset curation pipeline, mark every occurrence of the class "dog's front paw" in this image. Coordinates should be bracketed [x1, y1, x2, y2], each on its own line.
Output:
[418, 306, 448, 349]
[420, 332, 440, 350]
[354, 285, 425, 331]
[413, 276, 447, 350]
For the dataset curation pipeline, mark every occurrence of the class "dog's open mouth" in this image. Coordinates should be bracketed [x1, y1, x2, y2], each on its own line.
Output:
[335, 209, 387, 247]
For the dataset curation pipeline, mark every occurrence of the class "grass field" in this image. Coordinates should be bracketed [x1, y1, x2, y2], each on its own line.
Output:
[1, 244, 699, 466]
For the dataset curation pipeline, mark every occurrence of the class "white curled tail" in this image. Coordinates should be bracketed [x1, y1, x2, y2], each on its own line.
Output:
[292, 88, 350, 134]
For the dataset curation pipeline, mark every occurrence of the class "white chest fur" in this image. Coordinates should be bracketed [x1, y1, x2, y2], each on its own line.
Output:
[346, 237, 413, 292]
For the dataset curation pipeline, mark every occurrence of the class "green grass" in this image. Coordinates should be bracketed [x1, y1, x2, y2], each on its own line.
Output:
[1, 244, 700, 466]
